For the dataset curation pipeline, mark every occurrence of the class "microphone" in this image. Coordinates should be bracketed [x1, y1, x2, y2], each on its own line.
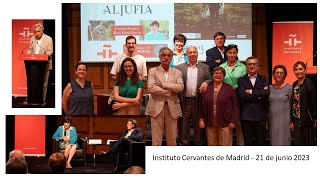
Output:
[64, 130, 66, 136]
[21, 40, 33, 54]
[36, 41, 47, 54]
[305, 51, 317, 66]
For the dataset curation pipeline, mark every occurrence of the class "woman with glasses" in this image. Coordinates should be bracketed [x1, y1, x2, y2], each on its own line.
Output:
[290, 61, 316, 145]
[199, 67, 239, 146]
[268, 65, 292, 146]
[220, 44, 246, 146]
[170, 34, 188, 68]
[112, 57, 143, 115]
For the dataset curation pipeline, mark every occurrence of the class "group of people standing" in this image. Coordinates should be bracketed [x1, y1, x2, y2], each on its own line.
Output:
[61, 32, 316, 147]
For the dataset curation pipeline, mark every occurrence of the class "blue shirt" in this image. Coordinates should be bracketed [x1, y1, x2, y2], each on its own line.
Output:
[170, 51, 188, 68]
[145, 32, 165, 40]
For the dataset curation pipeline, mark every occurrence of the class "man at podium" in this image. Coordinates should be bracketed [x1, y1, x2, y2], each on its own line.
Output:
[25, 23, 53, 106]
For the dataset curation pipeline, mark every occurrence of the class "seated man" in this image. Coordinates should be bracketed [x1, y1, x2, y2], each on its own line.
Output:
[52, 116, 78, 169]
[103, 119, 143, 171]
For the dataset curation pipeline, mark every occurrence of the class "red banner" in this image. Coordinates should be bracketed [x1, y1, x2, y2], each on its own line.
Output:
[272, 21, 314, 84]
[15, 115, 46, 156]
[12, 20, 43, 95]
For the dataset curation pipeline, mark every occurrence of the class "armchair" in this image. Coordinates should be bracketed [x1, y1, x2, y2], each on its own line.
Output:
[53, 134, 87, 166]
[109, 139, 146, 170]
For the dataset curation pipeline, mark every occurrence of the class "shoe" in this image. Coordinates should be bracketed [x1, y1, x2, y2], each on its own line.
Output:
[113, 166, 118, 172]
[176, 138, 186, 146]
[40, 102, 47, 107]
[102, 151, 110, 159]
[66, 164, 72, 169]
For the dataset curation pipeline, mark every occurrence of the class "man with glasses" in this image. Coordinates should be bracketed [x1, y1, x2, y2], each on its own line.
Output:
[238, 57, 270, 146]
[102, 119, 143, 172]
[206, 32, 227, 73]
[145, 47, 184, 146]
[110, 36, 147, 81]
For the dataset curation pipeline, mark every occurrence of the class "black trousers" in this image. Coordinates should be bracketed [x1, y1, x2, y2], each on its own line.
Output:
[24, 61, 47, 104]
[109, 138, 131, 167]
[292, 120, 315, 146]
[241, 120, 266, 146]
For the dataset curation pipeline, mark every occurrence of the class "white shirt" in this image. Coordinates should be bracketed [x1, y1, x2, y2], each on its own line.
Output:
[110, 53, 147, 77]
[218, 47, 224, 59]
[126, 129, 134, 137]
[160, 66, 169, 81]
[248, 74, 257, 87]
[185, 62, 198, 97]
[35, 39, 42, 54]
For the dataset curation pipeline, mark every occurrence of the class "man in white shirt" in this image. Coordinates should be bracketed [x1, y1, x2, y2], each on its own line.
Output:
[175, 46, 212, 145]
[110, 36, 147, 81]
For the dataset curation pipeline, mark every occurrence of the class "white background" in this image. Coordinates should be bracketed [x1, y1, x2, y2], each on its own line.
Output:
[0, 0, 319, 180]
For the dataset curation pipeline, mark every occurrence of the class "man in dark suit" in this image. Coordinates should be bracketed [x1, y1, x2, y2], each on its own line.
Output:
[103, 119, 143, 171]
[206, 32, 227, 73]
[176, 46, 212, 145]
[238, 57, 270, 146]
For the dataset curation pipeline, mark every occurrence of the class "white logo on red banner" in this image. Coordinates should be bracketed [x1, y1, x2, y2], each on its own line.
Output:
[19, 27, 33, 38]
[283, 34, 302, 54]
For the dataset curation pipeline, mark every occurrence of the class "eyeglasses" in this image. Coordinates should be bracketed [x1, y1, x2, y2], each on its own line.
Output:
[124, 65, 133, 69]
[274, 72, 285, 75]
[246, 63, 259, 67]
[214, 37, 225, 41]
[213, 72, 223, 75]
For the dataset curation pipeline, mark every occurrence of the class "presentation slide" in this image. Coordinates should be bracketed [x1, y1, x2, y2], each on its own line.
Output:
[81, 3, 252, 62]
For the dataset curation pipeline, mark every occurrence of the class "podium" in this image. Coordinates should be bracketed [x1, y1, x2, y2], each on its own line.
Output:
[307, 66, 317, 74]
[19, 54, 48, 105]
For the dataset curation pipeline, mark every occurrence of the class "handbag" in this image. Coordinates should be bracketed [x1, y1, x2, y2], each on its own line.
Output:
[106, 91, 115, 114]
[106, 86, 130, 113]
[107, 90, 114, 105]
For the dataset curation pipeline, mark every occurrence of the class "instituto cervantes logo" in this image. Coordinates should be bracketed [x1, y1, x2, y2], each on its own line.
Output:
[18, 27, 33, 44]
[19, 27, 33, 38]
[283, 34, 302, 54]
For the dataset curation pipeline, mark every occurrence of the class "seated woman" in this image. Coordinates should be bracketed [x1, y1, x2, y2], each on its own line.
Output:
[62, 63, 94, 115]
[52, 117, 78, 169]
[199, 66, 238, 146]
[112, 58, 144, 115]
